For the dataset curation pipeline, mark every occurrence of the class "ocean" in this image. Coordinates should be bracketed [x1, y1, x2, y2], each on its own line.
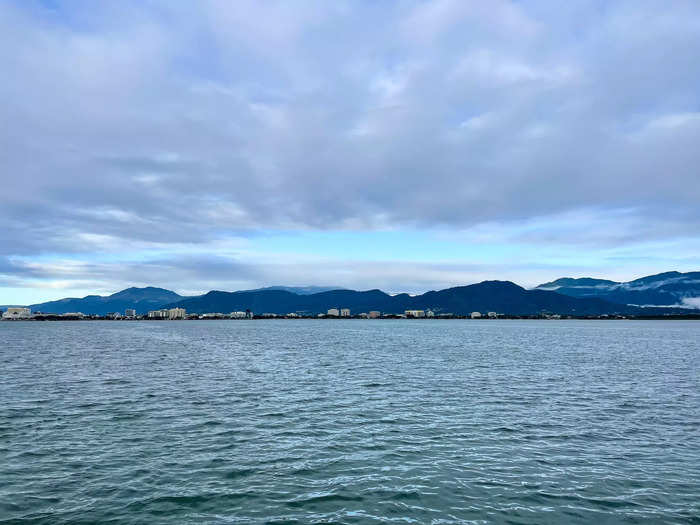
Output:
[1, 320, 699, 524]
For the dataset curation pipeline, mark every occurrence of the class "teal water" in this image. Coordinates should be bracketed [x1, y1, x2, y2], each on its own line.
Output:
[1, 320, 699, 524]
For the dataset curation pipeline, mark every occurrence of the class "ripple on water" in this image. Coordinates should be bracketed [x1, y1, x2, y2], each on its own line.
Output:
[1, 319, 699, 524]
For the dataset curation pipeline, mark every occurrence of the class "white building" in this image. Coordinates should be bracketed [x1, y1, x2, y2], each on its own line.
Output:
[470, 311, 482, 319]
[327, 308, 339, 317]
[369, 311, 381, 319]
[405, 310, 425, 318]
[340, 308, 350, 317]
[125, 309, 136, 318]
[148, 309, 169, 319]
[168, 308, 186, 320]
[487, 312, 498, 319]
[230, 311, 248, 319]
[426, 310, 435, 318]
[2, 307, 31, 320]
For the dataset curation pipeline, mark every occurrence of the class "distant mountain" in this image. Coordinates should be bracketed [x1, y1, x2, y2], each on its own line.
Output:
[535, 271, 700, 308]
[165, 280, 652, 316]
[23, 274, 699, 316]
[29, 287, 183, 315]
[165, 288, 395, 315]
[246, 286, 347, 295]
[0, 305, 25, 312]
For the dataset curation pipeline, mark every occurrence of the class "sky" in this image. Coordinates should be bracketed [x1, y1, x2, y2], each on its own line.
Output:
[2, 0, 700, 304]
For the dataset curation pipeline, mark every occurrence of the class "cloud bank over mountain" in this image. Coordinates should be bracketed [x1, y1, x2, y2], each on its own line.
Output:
[1, 1, 699, 301]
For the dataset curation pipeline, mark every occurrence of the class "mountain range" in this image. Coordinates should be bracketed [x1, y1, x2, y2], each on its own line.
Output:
[11, 271, 699, 316]
[535, 271, 700, 308]
[28, 287, 182, 315]
[244, 286, 346, 295]
[166, 280, 645, 316]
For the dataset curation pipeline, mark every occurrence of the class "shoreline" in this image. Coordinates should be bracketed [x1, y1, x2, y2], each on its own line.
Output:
[3, 315, 700, 322]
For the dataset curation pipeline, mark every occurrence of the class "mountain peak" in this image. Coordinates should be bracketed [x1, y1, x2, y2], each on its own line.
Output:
[109, 287, 181, 300]
[30, 286, 183, 315]
[248, 285, 347, 295]
[534, 271, 700, 308]
[536, 277, 619, 290]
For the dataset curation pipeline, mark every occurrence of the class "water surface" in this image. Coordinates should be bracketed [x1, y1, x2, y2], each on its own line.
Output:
[1, 320, 699, 524]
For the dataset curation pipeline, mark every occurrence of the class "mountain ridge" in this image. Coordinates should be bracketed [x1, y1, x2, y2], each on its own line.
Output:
[246, 286, 347, 295]
[534, 271, 700, 308]
[22, 271, 700, 315]
[164, 280, 660, 316]
[29, 287, 183, 315]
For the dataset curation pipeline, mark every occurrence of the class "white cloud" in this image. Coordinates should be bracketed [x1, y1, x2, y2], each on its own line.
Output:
[682, 297, 700, 309]
[644, 112, 700, 131]
[1, 1, 699, 301]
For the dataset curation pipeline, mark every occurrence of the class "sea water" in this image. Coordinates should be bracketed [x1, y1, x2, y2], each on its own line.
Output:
[1, 320, 699, 524]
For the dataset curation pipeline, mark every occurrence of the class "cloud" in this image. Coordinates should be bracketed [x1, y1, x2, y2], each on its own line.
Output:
[681, 297, 700, 309]
[0, 251, 599, 299]
[1, 1, 699, 300]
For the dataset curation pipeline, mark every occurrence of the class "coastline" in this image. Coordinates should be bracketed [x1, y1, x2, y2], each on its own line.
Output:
[3, 314, 699, 322]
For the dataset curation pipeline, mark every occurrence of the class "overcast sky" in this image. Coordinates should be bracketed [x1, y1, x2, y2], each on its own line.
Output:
[2, 0, 700, 303]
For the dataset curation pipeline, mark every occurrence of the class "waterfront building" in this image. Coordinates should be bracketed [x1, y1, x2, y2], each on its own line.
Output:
[286, 313, 299, 318]
[471, 312, 482, 319]
[168, 308, 186, 320]
[261, 313, 277, 318]
[327, 308, 339, 317]
[148, 309, 169, 319]
[369, 311, 381, 319]
[125, 309, 136, 318]
[487, 312, 498, 319]
[2, 307, 32, 320]
[201, 313, 225, 319]
[62, 312, 85, 318]
[426, 310, 435, 318]
[340, 308, 350, 317]
[405, 310, 425, 318]
[230, 311, 247, 319]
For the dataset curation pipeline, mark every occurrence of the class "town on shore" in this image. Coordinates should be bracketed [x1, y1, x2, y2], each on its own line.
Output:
[3, 272, 699, 321]
[3, 306, 689, 321]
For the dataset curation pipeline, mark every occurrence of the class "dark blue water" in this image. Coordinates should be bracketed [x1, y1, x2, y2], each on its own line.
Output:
[1, 320, 699, 524]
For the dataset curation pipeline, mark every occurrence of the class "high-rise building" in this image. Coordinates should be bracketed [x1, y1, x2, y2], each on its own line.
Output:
[168, 308, 186, 320]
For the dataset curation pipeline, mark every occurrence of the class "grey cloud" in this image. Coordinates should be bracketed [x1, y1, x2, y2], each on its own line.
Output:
[1, 0, 699, 256]
[0, 252, 597, 297]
